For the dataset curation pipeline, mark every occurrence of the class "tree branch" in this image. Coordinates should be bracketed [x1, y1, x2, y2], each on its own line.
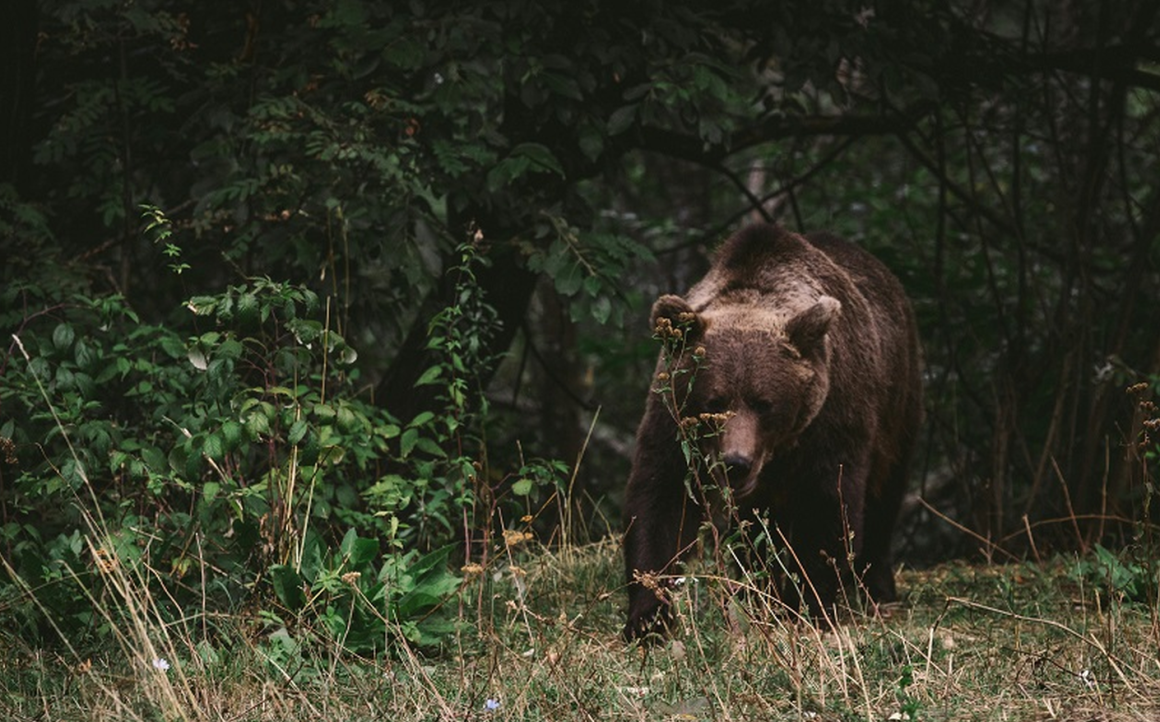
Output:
[637, 102, 937, 166]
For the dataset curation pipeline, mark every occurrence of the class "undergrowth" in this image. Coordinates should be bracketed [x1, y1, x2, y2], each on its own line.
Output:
[3, 347, 1159, 720]
[3, 212, 1160, 721]
[6, 539, 1160, 721]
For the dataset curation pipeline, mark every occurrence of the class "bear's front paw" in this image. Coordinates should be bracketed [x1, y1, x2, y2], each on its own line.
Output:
[623, 602, 673, 644]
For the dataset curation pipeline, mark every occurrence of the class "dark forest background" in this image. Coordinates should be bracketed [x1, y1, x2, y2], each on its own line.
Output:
[1, 0, 1159, 644]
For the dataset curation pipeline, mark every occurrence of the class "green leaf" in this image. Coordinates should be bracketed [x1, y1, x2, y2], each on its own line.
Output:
[392, 546, 460, 619]
[236, 292, 259, 326]
[270, 565, 307, 610]
[399, 428, 418, 458]
[288, 419, 309, 446]
[554, 260, 584, 297]
[246, 410, 270, 439]
[196, 640, 220, 667]
[590, 295, 612, 324]
[221, 420, 244, 449]
[52, 323, 75, 352]
[340, 529, 379, 570]
[414, 437, 447, 458]
[188, 346, 208, 371]
[415, 365, 443, 387]
[336, 405, 358, 433]
[217, 338, 244, 360]
[578, 125, 604, 162]
[158, 334, 185, 359]
[607, 104, 638, 135]
[202, 433, 224, 460]
[510, 143, 564, 177]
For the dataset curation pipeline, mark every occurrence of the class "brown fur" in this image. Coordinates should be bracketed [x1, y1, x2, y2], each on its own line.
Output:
[623, 224, 922, 641]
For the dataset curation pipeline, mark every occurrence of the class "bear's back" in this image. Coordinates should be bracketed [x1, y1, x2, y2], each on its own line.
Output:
[686, 225, 834, 312]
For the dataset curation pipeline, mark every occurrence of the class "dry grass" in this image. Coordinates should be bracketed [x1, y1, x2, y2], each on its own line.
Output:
[4, 537, 1160, 722]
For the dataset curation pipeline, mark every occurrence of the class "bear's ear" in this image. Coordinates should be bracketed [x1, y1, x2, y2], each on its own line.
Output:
[651, 294, 706, 343]
[786, 295, 840, 355]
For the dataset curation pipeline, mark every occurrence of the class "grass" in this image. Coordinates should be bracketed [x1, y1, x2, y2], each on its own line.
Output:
[4, 535, 1160, 722]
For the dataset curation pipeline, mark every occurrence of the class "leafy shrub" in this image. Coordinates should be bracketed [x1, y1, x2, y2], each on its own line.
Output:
[1070, 544, 1159, 606]
[0, 218, 551, 651]
[268, 530, 461, 652]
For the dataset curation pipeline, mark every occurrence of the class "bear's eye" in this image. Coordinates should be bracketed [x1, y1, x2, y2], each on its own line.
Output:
[705, 397, 729, 414]
[749, 398, 775, 416]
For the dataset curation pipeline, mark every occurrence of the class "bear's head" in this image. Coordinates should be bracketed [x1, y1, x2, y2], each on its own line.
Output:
[651, 292, 840, 500]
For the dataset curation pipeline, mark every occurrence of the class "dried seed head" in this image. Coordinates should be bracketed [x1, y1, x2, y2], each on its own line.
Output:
[653, 317, 674, 337]
[0, 436, 15, 465]
[504, 528, 533, 547]
[698, 411, 734, 426]
[93, 548, 116, 574]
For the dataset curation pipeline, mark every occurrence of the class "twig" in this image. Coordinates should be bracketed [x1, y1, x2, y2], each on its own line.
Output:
[945, 596, 1139, 694]
[915, 497, 1019, 562]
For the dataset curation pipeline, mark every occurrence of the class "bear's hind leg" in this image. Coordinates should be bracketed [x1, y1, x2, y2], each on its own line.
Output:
[858, 458, 909, 605]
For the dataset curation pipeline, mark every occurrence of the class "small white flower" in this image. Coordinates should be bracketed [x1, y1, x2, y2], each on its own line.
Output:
[152, 657, 170, 672]
[1079, 669, 1096, 690]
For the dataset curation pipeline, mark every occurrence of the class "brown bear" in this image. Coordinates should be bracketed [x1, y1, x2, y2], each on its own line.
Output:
[623, 223, 922, 641]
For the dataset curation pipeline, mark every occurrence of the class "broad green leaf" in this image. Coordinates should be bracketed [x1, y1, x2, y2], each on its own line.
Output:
[607, 104, 638, 135]
[221, 420, 243, 449]
[202, 433, 224, 460]
[188, 347, 208, 371]
[590, 295, 612, 324]
[399, 428, 418, 458]
[269, 565, 306, 610]
[415, 365, 443, 387]
[52, 323, 75, 352]
[288, 419, 309, 446]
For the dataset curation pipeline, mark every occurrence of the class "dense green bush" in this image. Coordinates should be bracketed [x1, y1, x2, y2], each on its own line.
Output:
[0, 212, 566, 651]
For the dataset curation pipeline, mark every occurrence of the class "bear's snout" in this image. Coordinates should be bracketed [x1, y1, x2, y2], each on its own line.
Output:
[720, 449, 762, 498]
[722, 451, 761, 498]
[717, 412, 764, 497]
[722, 451, 752, 478]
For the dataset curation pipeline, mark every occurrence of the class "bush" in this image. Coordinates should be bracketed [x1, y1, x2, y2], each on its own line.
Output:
[0, 216, 563, 652]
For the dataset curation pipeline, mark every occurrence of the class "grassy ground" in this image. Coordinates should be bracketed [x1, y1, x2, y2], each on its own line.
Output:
[3, 538, 1160, 721]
